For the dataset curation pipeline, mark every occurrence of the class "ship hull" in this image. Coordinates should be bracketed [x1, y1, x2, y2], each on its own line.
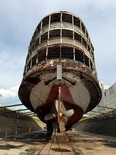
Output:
[19, 11, 102, 131]
[19, 59, 101, 130]
[31, 84, 85, 130]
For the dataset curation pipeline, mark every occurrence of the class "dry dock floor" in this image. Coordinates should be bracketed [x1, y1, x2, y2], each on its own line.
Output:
[0, 130, 116, 155]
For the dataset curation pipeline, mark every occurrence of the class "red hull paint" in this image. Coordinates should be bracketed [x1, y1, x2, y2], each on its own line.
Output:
[36, 85, 84, 129]
[46, 85, 74, 104]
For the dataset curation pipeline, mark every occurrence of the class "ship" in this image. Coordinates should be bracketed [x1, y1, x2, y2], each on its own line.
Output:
[18, 11, 102, 133]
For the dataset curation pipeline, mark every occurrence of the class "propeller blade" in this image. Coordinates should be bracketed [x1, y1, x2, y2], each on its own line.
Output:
[55, 100, 74, 117]
[55, 100, 65, 112]
[62, 109, 74, 117]
[44, 113, 56, 121]
[55, 100, 60, 111]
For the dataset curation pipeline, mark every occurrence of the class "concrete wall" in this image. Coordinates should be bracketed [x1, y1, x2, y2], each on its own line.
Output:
[90, 81, 116, 114]
[75, 115, 116, 137]
[80, 81, 116, 137]
[0, 114, 44, 138]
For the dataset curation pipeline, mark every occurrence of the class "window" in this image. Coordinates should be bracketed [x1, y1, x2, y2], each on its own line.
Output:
[74, 17, 80, 28]
[90, 61, 93, 70]
[34, 38, 39, 48]
[82, 38, 87, 48]
[88, 45, 90, 52]
[42, 16, 49, 28]
[26, 61, 30, 70]
[74, 32, 81, 42]
[85, 55, 89, 67]
[75, 49, 83, 63]
[49, 29, 60, 39]
[81, 22, 85, 34]
[48, 46, 60, 59]
[38, 49, 46, 62]
[61, 47, 73, 59]
[37, 23, 41, 32]
[62, 29, 73, 39]
[51, 13, 60, 23]
[41, 32, 48, 43]
[32, 55, 37, 67]
[62, 13, 72, 24]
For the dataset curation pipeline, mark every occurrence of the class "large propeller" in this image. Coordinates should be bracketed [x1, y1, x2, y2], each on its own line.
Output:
[55, 100, 74, 119]
[44, 87, 74, 131]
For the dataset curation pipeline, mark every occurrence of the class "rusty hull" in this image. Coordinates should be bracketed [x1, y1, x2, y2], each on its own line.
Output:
[19, 59, 102, 114]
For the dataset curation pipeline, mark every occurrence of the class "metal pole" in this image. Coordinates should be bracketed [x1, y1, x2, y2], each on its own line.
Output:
[4, 129, 7, 140]
[15, 112, 19, 140]
[58, 87, 61, 128]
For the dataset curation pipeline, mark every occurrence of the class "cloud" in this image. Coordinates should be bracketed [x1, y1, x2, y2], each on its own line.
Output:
[72, 0, 116, 10]
[91, 0, 116, 10]
[0, 86, 19, 98]
[0, 0, 116, 88]
[0, 49, 25, 88]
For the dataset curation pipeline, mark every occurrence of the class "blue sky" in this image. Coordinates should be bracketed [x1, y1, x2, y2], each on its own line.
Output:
[0, 0, 116, 107]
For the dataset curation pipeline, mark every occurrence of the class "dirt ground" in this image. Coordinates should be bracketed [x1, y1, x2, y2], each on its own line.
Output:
[68, 131, 116, 155]
[0, 130, 116, 155]
[0, 140, 44, 155]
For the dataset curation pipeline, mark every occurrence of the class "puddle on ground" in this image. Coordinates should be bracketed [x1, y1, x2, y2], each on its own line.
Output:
[51, 148, 71, 152]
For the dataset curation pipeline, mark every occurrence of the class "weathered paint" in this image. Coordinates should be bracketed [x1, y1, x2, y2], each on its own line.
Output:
[18, 12, 102, 130]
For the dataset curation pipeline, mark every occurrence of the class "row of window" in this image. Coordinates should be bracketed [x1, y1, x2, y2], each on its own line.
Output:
[26, 46, 93, 72]
[32, 13, 88, 42]
[30, 29, 91, 54]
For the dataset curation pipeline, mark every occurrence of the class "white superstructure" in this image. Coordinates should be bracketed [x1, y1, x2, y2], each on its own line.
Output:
[89, 81, 116, 116]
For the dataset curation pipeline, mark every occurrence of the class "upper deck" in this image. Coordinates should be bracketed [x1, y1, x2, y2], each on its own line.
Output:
[24, 11, 97, 79]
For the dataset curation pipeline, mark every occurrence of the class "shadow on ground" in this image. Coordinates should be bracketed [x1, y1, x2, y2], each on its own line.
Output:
[5, 130, 51, 144]
[0, 144, 24, 150]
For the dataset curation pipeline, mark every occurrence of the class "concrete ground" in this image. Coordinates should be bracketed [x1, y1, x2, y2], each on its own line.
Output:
[68, 131, 116, 155]
[0, 130, 116, 155]
[75, 116, 116, 137]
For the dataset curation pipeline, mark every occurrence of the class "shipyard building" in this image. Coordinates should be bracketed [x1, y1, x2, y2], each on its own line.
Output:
[90, 81, 116, 115]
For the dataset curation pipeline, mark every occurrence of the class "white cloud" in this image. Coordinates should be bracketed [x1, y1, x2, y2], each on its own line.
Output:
[0, 0, 116, 88]
[0, 86, 19, 98]
[73, 0, 116, 10]
[0, 49, 25, 88]
[92, 0, 116, 10]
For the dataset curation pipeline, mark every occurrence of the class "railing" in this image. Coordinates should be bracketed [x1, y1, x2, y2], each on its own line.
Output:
[33, 22, 88, 42]
[27, 38, 93, 64]
[24, 59, 96, 80]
